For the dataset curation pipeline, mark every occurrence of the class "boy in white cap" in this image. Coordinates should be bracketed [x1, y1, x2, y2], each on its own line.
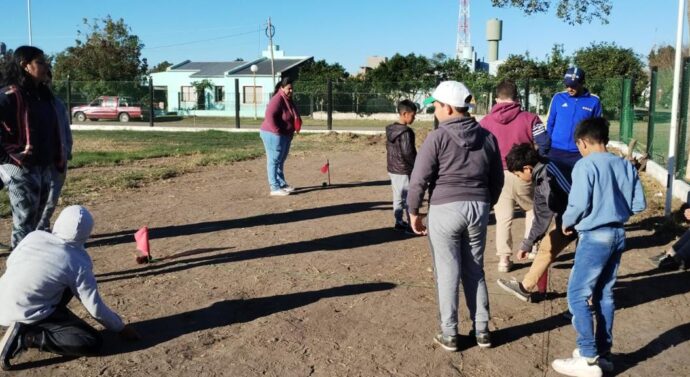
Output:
[0, 205, 139, 370]
[407, 81, 503, 351]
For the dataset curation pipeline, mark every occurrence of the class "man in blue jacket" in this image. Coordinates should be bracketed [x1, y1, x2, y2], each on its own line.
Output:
[546, 67, 602, 175]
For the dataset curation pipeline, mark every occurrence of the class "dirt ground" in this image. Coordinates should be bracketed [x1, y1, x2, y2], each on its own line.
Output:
[1, 138, 689, 377]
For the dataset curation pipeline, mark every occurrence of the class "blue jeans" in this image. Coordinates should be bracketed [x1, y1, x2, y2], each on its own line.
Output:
[260, 130, 292, 191]
[567, 226, 625, 358]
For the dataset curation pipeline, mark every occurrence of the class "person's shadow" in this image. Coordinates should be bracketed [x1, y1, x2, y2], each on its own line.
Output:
[101, 282, 397, 356]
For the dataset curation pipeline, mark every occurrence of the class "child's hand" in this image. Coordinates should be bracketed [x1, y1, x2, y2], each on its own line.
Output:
[562, 226, 574, 236]
[684, 208, 690, 221]
[409, 214, 428, 236]
[516, 249, 529, 260]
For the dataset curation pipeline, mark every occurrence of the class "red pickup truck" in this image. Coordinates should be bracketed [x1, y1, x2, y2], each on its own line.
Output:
[72, 96, 143, 122]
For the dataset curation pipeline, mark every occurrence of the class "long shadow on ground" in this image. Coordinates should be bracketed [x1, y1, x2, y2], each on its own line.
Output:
[100, 282, 396, 356]
[97, 227, 411, 283]
[292, 180, 390, 195]
[494, 270, 690, 356]
[87, 200, 389, 248]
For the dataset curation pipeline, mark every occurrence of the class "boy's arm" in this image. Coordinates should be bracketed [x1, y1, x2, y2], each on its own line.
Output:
[520, 182, 554, 252]
[400, 129, 417, 168]
[593, 97, 603, 117]
[73, 266, 125, 332]
[562, 161, 593, 230]
[487, 135, 504, 206]
[631, 168, 647, 214]
[532, 116, 551, 156]
[407, 135, 438, 215]
[545, 95, 558, 138]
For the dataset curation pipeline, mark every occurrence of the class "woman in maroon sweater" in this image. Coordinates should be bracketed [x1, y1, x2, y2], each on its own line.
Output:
[259, 77, 302, 196]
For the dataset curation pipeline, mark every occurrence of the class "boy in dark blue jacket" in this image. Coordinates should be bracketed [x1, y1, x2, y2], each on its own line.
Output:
[496, 143, 576, 302]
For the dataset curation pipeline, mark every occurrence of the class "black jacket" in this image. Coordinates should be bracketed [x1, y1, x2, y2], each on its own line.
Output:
[519, 161, 572, 251]
[386, 123, 416, 175]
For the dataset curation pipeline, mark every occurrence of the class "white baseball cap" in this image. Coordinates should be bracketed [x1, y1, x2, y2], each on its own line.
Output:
[423, 80, 474, 109]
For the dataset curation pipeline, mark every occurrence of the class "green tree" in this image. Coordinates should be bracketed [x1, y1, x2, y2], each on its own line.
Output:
[648, 45, 681, 70]
[573, 42, 647, 115]
[52, 16, 147, 103]
[149, 60, 173, 73]
[496, 53, 545, 81]
[491, 0, 612, 24]
[365, 53, 434, 103]
[543, 44, 571, 80]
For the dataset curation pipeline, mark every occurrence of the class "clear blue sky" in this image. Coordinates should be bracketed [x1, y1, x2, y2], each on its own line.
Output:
[0, 0, 685, 73]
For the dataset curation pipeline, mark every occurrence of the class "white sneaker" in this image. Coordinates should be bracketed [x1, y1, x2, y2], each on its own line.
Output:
[270, 190, 290, 197]
[280, 185, 295, 193]
[573, 348, 613, 373]
[552, 355, 602, 377]
[497, 258, 513, 273]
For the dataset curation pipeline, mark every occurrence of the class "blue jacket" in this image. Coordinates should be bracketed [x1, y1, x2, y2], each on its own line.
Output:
[546, 90, 602, 153]
[562, 152, 646, 232]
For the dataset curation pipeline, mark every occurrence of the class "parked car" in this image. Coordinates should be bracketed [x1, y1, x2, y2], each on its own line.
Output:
[72, 96, 143, 122]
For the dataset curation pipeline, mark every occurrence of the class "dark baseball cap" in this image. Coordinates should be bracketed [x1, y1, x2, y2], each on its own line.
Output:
[563, 67, 585, 87]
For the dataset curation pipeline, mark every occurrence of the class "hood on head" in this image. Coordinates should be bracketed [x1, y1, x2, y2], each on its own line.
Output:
[52, 205, 94, 245]
[490, 102, 522, 124]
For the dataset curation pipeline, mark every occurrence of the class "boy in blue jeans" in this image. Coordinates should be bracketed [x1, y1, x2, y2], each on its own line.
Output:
[552, 118, 646, 377]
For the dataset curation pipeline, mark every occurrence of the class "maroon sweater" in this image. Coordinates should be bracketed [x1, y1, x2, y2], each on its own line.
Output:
[260, 92, 300, 135]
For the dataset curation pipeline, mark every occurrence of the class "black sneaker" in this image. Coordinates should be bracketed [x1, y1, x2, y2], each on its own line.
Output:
[649, 252, 682, 270]
[433, 333, 459, 352]
[474, 330, 492, 348]
[393, 221, 410, 232]
[1, 322, 25, 371]
[497, 278, 531, 302]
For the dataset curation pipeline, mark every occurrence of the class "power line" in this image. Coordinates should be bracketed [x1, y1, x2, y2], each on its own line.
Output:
[145, 29, 259, 50]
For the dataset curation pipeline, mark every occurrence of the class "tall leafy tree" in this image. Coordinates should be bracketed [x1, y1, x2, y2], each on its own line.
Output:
[491, 0, 612, 24]
[496, 53, 545, 81]
[52, 16, 147, 101]
[365, 53, 434, 102]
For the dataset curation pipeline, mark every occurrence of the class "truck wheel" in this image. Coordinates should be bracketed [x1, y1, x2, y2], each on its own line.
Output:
[75, 112, 86, 122]
[119, 112, 130, 122]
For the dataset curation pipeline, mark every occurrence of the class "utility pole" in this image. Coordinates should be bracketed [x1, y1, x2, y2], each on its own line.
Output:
[27, 0, 33, 45]
[266, 17, 276, 88]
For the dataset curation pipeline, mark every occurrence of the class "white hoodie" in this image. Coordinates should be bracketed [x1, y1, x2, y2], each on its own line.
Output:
[0, 205, 124, 331]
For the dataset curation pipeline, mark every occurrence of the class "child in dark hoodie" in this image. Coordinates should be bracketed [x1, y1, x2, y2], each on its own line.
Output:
[385, 99, 418, 232]
[408, 81, 503, 352]
[480, 80, 550, 273]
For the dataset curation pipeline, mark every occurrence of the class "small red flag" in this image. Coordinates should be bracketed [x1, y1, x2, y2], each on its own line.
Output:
[320, 162, 330, 174]
[134, 226, 151, 262]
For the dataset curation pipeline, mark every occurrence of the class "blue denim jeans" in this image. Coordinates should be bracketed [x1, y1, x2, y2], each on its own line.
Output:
[567, 226, 625, 358]
[260, 130, 293, 191]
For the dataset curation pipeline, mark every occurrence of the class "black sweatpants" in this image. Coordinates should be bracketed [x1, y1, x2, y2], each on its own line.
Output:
[24, 291, 102, 357]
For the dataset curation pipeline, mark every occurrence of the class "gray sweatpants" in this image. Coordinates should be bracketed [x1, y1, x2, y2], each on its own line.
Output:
[428, 200, 491, 337]
[388, 173, 409, 224]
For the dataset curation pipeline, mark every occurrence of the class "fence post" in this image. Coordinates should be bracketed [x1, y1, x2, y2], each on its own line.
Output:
[148, 76, 154, 127]
[234, 78, 240, 129]
[524, 78, 530, 112]
[327, 79, 333, 131]
[647, 68, 658, 157]
[620, 78, 634, 143]
[677, 57, 690, 178]
[66, 75, 71, 123]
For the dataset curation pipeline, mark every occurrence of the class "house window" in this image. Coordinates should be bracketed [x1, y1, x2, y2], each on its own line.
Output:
[181, 86, 196, 102]
[243, 86, 263, 104]
[214, 86, 224, 102]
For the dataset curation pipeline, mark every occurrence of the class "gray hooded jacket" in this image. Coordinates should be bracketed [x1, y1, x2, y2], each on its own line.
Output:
[0, 205, 124, 331]
[407, 116, 504, 214]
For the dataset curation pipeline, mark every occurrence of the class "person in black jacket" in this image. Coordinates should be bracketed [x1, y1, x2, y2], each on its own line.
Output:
[385, 99, 417, 232]
[497, 143, 576, 302]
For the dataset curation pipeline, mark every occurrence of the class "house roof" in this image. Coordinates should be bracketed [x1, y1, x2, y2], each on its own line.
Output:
[231, 58, 312, 75]
[169, 61, 247, 77]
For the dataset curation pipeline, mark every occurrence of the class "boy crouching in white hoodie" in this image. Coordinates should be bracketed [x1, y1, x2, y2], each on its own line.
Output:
[0, 205, 139, 370]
